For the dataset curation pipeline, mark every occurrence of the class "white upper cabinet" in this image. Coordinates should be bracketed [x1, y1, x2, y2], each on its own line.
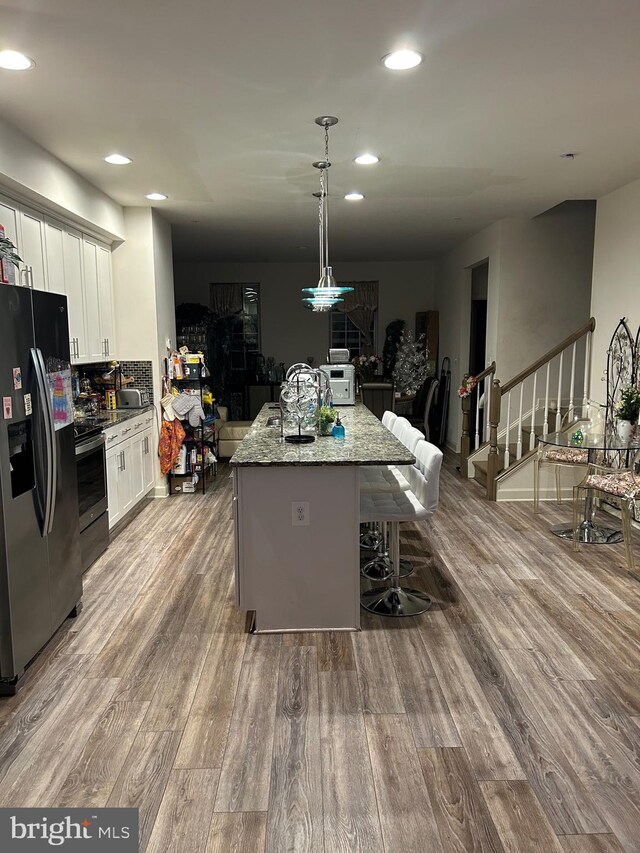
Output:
[19, 206, 48, 291]
[0, 191, 116, 365]
[44, 218, 65, 295]
[62, 228, 88, 362]
[0, 193, 20, 252]
[82, 238, 104, 362]
[96, 241, 116, 359]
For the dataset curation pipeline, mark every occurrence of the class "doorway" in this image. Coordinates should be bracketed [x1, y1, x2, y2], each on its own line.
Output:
[469, 261, 488, 443]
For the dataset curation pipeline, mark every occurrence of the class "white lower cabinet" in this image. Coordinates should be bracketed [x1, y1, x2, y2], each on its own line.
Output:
[105, 416, 156, 530]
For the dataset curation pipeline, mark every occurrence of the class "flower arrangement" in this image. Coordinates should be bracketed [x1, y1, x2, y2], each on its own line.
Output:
[457, 375, 477, 398]
[351, 353, 382, 384]
[615, 385, 640, 422]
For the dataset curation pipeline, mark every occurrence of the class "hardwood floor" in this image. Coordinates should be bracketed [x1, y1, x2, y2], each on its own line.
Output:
[0, 456, 639, 852]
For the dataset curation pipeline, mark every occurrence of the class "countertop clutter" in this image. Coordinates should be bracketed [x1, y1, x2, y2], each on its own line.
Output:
[74, 404, 155, 432]
[230, 402, 415, 467]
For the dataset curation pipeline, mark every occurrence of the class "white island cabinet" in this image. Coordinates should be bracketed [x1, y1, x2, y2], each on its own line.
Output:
[230, 403, 415, 632]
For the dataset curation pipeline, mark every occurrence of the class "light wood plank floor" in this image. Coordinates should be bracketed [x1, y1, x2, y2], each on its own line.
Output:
[1, 456, 639, 852]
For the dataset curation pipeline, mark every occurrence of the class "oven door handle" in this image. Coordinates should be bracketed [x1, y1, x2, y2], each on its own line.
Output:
[75, 433, 106, 457]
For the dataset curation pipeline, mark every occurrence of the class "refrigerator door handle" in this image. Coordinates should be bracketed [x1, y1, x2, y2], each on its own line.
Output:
[31, 348, 54, 536]
[34, 348, 58, 534]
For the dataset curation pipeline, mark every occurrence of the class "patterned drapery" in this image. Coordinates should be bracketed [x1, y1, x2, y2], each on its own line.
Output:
[336, 281, 379, 349]
[210, 283, 243, 318]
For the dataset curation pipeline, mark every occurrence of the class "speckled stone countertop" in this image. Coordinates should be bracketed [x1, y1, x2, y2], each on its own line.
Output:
[230, 403, 415, 467]
[74, 405, 155, 430]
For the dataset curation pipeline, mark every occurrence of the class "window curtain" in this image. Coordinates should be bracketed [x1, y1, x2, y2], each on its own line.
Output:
[336, 281, 379, 350]
[210, 283, 243, 318]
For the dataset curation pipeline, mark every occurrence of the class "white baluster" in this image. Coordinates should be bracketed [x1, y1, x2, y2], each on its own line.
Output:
[568, 341, 576, 421]
[516, 383, 524, 460]
[583, 331, 591, 409]
[555, 351, 564, 432]
[474, 381, 481, 450]
[485, 376, 491, 444]
[504, 391, 511, 470]
[543, 362, 550, 437]
[529, 371, 538, 451]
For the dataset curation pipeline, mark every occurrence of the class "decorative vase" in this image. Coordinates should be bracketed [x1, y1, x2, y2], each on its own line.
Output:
[319, 421, 334, 436]
[616, 419, 633, 442]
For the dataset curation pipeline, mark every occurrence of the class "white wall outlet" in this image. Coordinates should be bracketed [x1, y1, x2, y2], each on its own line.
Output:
[292, 501, 310, 526]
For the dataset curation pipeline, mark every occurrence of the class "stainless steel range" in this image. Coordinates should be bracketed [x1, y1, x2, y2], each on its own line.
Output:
[74, 421, 108, 571]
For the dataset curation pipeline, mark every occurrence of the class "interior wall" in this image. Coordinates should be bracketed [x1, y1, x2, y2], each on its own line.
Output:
[112, 208, 176, 495]
[496, 202, 596, 377]
[434, 203, 595, 450]
[590, 177, 640, 399]
[434, 221, 503, 449]
[0, 116, 124, 240]
[173, 260, 436, 367]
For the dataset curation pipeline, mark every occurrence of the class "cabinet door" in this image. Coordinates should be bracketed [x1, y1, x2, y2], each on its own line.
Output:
[19, 207, 48, 291]
[106, 447, 122, 529]
[143, 427, 156, 494]
[119, 441, 134, 517]
[82, 238, 103, 361]
[44, 218, 66, 295]
[96, 243, 116, 358]
[131, 432, 146, 503]
[63, 228, 87, 361]
[0, 193, 20, 248]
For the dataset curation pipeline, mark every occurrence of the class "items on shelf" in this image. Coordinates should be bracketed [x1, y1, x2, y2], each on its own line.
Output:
[162, 349, 218, 495]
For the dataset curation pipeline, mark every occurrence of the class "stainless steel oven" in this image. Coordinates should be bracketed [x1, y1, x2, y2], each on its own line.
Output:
[75, 426, 109, 571]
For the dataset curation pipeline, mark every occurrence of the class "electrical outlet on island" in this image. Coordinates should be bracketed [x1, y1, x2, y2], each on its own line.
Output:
[292, 501, 310, 526]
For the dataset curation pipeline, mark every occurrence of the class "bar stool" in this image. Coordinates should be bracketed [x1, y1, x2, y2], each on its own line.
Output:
[361, 439, 443, 617]
[360, 414, 410, 550]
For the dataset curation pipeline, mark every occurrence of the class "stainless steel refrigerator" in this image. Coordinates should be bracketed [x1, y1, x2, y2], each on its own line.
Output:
[0, 284, 82, 695]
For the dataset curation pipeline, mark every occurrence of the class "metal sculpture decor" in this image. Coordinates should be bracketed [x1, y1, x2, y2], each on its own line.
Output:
[279, 364, 332, 444]
[605, 317, 636, 435]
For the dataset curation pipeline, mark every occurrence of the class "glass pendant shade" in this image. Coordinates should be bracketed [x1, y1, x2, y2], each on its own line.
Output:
[301, 118, 353, 310]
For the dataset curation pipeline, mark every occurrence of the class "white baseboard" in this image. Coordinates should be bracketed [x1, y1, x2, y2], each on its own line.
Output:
[152, 482, 169, 498]
[496, 485, 575, 502]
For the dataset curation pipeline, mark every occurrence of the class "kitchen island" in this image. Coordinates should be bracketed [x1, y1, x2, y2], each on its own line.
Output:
[230, 403, 414, 631]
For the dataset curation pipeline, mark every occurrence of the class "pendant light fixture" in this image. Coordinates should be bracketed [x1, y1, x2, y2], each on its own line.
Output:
[302, 116, 353, 312]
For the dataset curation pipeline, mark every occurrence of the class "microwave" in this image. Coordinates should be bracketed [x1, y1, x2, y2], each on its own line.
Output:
[319, 364, 355, 405]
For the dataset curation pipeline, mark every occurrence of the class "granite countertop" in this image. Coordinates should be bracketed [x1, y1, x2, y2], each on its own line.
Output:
[230, 403, 415, 467]
[75, 405, 155, 430]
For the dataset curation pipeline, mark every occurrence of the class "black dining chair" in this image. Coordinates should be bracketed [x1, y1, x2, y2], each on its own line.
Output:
[361, 383, 395, 420]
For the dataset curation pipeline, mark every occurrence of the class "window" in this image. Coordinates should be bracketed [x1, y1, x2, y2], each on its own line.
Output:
[330, 311, 376, 360]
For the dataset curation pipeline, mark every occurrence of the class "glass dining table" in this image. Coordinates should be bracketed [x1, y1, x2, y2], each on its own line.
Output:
[538, 430, 640, 544]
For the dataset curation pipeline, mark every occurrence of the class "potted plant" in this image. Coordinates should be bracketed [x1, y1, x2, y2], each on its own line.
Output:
[317, 405, 336, 436]
[614, 385, 640, 441]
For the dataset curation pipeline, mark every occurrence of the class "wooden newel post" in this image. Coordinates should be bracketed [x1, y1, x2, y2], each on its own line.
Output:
[460, 393, 471, 478]
[486, 378, 501, 500]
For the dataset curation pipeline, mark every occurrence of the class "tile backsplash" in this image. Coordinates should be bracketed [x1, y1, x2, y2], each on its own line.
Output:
[119, 360, 154, 403]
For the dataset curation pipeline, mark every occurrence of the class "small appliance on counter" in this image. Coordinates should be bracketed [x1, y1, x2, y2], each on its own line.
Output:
[116, 388, 150, 408]
[319, 363, 355, 405]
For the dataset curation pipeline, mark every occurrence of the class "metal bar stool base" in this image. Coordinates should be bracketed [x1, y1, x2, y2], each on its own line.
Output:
[361, 556, 393, 581]
[360, 531, 383, 550]
[361, 586, 432, 617]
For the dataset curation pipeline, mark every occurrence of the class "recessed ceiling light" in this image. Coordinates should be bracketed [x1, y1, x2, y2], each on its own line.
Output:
[146, 192, 168, 201]
[354, 153, 380, 165]
[104, 153, 132, 165]
[345, 192, 364, 201]
[382, 50, 423, 70]
[0, 50, 35, 70]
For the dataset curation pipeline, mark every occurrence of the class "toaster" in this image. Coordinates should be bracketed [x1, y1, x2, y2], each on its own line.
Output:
[116, 388, 150, 408]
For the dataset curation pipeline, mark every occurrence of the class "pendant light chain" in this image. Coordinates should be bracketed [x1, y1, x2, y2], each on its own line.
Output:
[324, 122, 330, 271]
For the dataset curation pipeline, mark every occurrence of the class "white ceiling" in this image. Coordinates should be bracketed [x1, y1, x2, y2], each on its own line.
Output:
[1, 0, 640, 262]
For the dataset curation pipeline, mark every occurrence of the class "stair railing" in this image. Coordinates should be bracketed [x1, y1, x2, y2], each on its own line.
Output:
[460, 318, 596, 499]
[460, 361, 496, 477]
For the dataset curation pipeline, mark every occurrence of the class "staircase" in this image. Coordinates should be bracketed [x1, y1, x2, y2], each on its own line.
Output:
[460, 319, 596, 500]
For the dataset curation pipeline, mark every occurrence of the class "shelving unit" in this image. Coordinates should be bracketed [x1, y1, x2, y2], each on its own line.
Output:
[165, 368, 217, 495]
